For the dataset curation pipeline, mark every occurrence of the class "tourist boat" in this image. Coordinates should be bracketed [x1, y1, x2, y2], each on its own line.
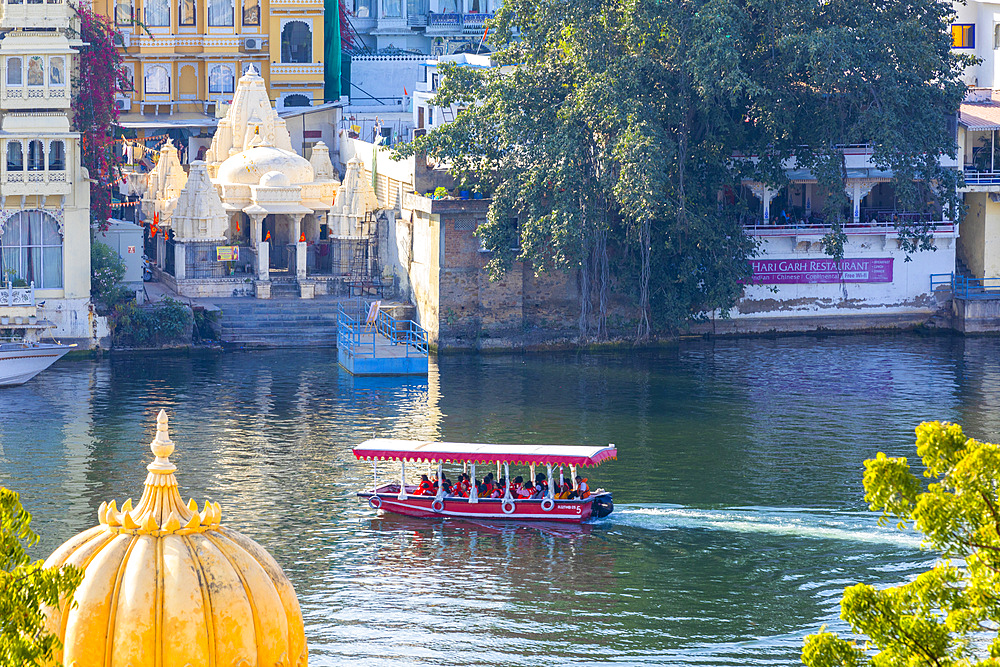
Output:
[353, 439, 616, 523]
[0, 341, 75, 386]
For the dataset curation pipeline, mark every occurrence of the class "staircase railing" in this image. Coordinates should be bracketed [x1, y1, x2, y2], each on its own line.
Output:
[932, 272, 1000, 300]
[337, 301, 428, 357]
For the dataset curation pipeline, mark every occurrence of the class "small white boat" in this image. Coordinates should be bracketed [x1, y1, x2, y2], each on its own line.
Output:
[0, 341, 75, 386]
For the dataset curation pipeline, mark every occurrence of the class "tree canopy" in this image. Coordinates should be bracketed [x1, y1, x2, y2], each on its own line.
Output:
[0, 488, 81, 666]
[397, 0, 970, 339]
[803, 421, 1000, 666]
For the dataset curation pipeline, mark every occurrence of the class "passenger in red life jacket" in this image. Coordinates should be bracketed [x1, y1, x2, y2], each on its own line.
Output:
[491, 477, 507, 498]
[533, 473, 548, 499]
[416, 474, 435, 496]
[510, 476, 524, 496]
[517, 482, 535, 499]
[575, 476, 590, 499]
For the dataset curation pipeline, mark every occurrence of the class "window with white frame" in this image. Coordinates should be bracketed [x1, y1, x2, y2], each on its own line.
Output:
[48, 141, 65, 170]
[6, 141, 22, 171]
[280, 21, 312, 63]
[27, 141, 43, 171]
[179, 0, 195, 25]
[26, 57, 43, 86]
[115, 0, 133, 24]
[242, 0, 259, 25]
[144, 64, 170, 94]
[208, 0, 234, 26]
[0, 210, 64, 289]
[6, 57, 21, 86]
[49, 57, 65, 86]
[145, 0, 169, 26]
[209, 64, 235, 94]
[382, 0, 401, 17]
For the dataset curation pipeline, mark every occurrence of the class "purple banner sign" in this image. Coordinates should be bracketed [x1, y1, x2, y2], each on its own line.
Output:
[750, 258, 894, 285]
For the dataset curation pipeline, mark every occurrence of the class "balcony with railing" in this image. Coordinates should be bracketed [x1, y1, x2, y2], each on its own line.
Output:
[742, 213, 955, 238]
[0, 0, 71, 29]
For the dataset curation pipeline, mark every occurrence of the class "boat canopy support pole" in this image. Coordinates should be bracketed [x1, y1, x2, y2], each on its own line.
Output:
[570, 465, 577, 489]
[469, 463, 478, 504]
[530, 463, 536, 483]
[546, 463, 554, 499]
[503, 462, 512, 500]
[398, 461, 408, 500]
[435, 461, 444, 499]
[372, 460, 377, 494]
[559, 466, 565, 491]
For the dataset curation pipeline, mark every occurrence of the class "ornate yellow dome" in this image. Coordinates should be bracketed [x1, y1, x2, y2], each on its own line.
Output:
[43, 410, 308, 667]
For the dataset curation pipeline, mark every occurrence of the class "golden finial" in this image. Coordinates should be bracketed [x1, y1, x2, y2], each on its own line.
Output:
[148, 409, 176, 474]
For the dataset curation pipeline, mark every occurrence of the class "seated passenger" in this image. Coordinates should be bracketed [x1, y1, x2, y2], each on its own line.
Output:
[575, 475, 590, 499]
[491, 477, 507, 498]
[477, 482, 489, 498]
[415, 474, 435, 496]
[555, 480, 572, 499]
[531, 484, 546, 500]
[511, 476, 524, 495]
[517, 482, 534, 499]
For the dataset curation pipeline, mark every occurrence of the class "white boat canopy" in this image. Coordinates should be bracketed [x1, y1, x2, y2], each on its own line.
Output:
[353, 439, 617, 467]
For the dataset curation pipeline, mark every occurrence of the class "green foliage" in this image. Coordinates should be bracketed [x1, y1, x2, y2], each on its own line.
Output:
[803, 421, 1000, 667]
[433, 187, 450, 199]
[397, 0, 968, 340]
[0, 488, 81, 666]
[90, 240, 131, 311]
[110, 297, 192, 348]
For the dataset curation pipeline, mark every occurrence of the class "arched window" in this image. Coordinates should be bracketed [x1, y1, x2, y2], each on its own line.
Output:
[283, 94, 310, 108]
[144, 65, 170, 94]
[48, 141, 65, 171]
[26, 57, 43, 86]
[6, 58, 21, 86]
[208, 0, 234, 26]
[145, 0, 169, 26]
[280, 21, 312, 63]
[49, 57, 65, 86]
[27, 141, 43, 172]
[0, 211, 63, 289]
[7, 142, 23, 171]
[208, 64, 235, 94]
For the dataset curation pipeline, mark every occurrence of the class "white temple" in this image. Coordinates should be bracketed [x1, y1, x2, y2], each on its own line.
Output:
[143, 66, 381, 298]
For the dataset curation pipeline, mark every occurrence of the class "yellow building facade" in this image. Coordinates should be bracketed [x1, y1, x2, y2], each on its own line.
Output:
[92, 0, 324, 131]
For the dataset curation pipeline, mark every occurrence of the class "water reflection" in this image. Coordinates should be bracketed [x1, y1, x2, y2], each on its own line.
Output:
[0, 336, 992, 665]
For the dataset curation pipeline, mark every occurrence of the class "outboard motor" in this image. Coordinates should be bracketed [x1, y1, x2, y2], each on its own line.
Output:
[592, 494, 614, 518]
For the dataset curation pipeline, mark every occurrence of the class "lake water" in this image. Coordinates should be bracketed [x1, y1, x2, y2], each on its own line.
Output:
[2, 334, 997, 665]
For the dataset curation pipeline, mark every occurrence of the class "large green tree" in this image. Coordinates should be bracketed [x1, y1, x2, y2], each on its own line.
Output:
[0, 488, 81, 666]
[398, 0, 968, 339]
[803, 422, 1000, 666]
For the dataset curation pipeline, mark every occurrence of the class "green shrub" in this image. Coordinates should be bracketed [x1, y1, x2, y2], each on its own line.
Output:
[110, 297, 191, 348]
[433, 187, 449, 200]
[91, 241, 130, 312]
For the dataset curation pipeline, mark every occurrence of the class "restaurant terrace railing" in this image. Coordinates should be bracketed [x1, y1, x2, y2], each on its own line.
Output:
[743, 218, 956, 237]
[962, 166, 1000, 185]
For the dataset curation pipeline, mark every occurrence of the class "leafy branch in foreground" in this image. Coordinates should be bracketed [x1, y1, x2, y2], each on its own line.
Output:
[0, 488, 81, 666]
[803, 422, 1000, 667]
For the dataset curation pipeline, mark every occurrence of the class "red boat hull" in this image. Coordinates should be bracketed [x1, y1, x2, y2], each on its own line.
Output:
[359, 489, 600, 523]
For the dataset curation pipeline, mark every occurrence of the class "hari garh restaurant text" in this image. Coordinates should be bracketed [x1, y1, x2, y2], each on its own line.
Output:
[750, 258, 894, 284]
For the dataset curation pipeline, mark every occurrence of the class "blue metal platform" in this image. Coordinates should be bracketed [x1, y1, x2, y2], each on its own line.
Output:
[337, 302, 429, 376]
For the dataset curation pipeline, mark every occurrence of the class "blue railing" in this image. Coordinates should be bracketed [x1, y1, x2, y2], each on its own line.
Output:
[338, 301, 428, 358]
[930, 272, 1000, 300]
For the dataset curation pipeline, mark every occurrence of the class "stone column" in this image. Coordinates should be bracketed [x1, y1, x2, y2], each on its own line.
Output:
[291, 214, 307, 281]
[845, 179, 880, 224]
[257, 241, 269, 280]
[249, 213, 265, 246]
[174, 243, 186, 281]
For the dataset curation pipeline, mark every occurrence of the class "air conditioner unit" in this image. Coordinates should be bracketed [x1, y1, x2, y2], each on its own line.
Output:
[242, 37, 263, 52]
[114, 96, 131, 111]
[113, 32, 131, 48]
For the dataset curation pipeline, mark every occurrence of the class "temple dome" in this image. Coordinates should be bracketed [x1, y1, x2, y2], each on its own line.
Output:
[42, 410, 308, 667]
[260, 170, 291, 187]
[216, 145, 314, 186]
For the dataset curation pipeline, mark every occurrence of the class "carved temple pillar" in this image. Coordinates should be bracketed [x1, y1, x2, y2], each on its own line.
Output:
[290, 214, 307, 281]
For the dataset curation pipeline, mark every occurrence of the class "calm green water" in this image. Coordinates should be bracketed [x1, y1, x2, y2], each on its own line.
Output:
[2, 335, 996, 665]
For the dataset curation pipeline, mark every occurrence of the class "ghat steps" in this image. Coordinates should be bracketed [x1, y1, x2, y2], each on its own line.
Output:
[206, 296, 414, 348]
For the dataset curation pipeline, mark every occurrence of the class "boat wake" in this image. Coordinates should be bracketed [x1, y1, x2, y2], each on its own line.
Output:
[606, 504, 923, 548]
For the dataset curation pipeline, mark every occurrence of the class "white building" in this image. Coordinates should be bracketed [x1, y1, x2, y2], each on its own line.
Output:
[0, 2, 105, 347]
